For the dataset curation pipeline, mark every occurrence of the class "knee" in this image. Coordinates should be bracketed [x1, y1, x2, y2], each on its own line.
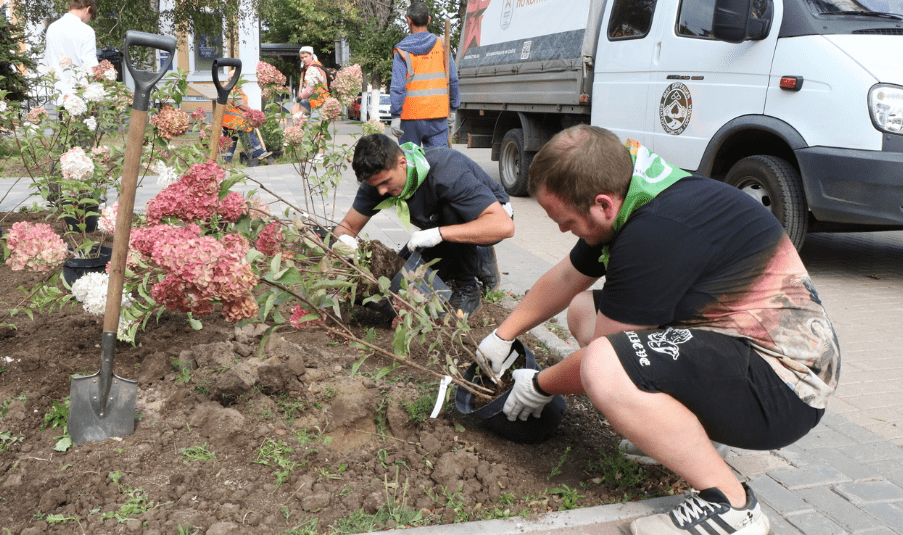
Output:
[567, 292, 596, 347]
[579, 338, 620, 403]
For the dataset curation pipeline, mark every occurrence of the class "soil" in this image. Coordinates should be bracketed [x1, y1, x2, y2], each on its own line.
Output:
[0, 209, 686, 535]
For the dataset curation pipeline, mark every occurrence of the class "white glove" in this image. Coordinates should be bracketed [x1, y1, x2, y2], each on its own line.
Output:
[332, 234, 358, 258]
[503, 369, 553, 421]
[390, 118, 404, 137]
[447, 111, 456, 132]
[406, 227, 442, 250]
[475, 329, 517, 376]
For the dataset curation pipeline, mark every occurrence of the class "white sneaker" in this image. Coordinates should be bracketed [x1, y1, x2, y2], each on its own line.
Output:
[619, 439, 730, 465]
[630, 484, 769, 535]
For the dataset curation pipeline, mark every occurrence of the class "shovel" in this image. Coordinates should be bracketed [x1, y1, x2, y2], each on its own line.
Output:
[208, 58, 242, 161]
[68, 31, 176, 446]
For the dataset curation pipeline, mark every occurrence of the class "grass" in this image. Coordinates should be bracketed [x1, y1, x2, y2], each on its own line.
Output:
[180, 443, 217, 463]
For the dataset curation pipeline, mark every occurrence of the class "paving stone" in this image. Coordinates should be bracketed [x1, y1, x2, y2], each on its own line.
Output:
[748, 476, 814, 516]
[834, 481, 903, 505]
[726, 452, 793, 477]
[768, 464, 852, 490]
[759, 503, 805, 535]
[860, 503, 903, 533]
[867, 459, 903, 489]
[784, 511, 849, 534]
[795, 425, 858, 450]
[824, 416, 890, 445]
[807, 447, 881, 482]
[774, 444, 820, 467]
[796, 486, 886, 533]
[838, 441, 903, 464]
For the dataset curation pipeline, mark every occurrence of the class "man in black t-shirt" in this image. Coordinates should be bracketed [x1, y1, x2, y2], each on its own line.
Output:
[474, 125, 839, 535]
[333, 134, 514, 316]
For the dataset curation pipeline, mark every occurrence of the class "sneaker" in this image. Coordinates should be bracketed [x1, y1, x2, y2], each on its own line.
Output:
[447, 281, 482, 318]
[629, 484, 769, 535]
[619, 439, 730, 465]
[476, 246, 501, 292]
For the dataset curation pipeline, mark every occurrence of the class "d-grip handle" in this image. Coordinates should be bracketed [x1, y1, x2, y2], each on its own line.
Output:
[122, 31, 177, 112]
[212, 59, 242, 104]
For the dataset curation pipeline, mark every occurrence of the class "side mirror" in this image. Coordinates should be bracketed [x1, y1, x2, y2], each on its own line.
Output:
[712, 0, 773, 44]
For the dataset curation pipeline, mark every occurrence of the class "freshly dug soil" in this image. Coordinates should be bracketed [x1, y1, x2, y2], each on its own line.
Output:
[0, 209, 686, 535]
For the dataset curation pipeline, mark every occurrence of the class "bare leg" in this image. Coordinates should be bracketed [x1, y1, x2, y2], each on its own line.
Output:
[566, 291, 597, 347]
[580, 336, 747, 508]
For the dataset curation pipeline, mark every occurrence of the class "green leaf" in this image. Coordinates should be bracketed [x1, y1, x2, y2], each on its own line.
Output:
[273, 266, 303, 285]
[218, 175, 244, 200]
[186, 315, 202, 330]
[54, 436, 73, 452]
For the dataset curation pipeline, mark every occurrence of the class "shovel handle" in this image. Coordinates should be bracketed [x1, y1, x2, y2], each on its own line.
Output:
[122, 31, 176, 112]
[212, 58, 242, 105]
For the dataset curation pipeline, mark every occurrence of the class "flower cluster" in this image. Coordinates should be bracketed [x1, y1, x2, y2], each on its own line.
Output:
[25, 106, 48, 125]
[150, 105, 190, 140]
[99, 202, 118, 234]
[4, 222, 68, 271]
[70, 272, 134, 315]
[83, 117, 97, 131]
[320, 97, 343, 122]
[60, 146, 95, 180]
[289, 305, 322, 329]
[92, 60, 117, 82]
[62, 94, 87, 116]
[151, 160, 178, 186]
[283, 123, 306, 147]
[146, 161, 247, 224]
[190, 108, 206, 123]
[245, 108, 266, 129]
[131, 225, 259, 321]
[332, 64, 362, 106]
[362, 118, 385, 135]
[82, 83, 106, 103]
[90, 145, 111, 163]
[219, 134, 232, 154]
[255, 222, 285, 256]
[256, 61, 289, 99]
[247, 197, 270, 219]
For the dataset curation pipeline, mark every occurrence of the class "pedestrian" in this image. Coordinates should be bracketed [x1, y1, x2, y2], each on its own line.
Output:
[221, 74, 269, 164]
[295, 46, 328, 161]
[333, 134, 513, 316]
[42, 0, 98, 104]
[389, 1, 460, 148]
[475, 125, 840, 535]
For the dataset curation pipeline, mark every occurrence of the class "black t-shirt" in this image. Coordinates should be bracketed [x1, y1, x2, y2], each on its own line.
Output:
[569, 176, 839, 408]
[352, 147, 509, 229]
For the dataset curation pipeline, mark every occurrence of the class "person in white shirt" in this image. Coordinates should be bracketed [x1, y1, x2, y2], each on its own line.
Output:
[43, 0, 98, 102]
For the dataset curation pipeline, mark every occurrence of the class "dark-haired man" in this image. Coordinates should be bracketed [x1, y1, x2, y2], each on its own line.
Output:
[333, 134, 512, 316]
[475, 125, 840, 535]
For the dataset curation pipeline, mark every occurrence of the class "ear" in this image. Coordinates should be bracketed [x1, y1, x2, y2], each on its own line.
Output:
[397, 154, 407, 169]
[593, 193, 621, 220]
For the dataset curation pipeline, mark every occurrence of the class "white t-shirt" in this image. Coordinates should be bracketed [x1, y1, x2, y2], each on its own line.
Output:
[43, 13, 98, 101]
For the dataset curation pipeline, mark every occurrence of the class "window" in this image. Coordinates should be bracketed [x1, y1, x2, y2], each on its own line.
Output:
[608, 0, 659, 40]
[193, 12, 223, 73]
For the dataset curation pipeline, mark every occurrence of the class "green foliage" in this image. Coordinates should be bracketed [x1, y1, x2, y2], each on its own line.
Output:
[100, 487, 156, 523]
[400, 392, 435, 423]
[180, 444, 217, 463]
[41, 398, 69, 431]
[254, 438, 300, 486]
[586, 448, 647, 489]
[278, 518, 318, 535]
[177, 526, 201, 535]
[0, 431, 24, 452]
[548, 446, 570, 480]
[0, 392, 27, 418]
[549, 484, 585, 510]
[0, 19, 37, 102]
[329, 470, 425, 534]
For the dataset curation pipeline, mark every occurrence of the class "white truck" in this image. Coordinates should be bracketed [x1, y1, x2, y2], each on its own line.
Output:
[454, 0, 903, 249]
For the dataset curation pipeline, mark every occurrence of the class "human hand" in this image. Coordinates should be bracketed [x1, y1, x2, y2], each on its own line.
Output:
[503, 369, 553, 421]
[390, 118, 404, 137]
[475, 329, 517, 376]
[332, 234, 358, 259]
[406, 227, 442, 250]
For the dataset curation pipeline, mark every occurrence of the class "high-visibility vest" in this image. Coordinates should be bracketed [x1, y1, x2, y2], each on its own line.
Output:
[223, 89, 251, 132]
[395, 39, 449, 120]
[304, 62, 329, 108]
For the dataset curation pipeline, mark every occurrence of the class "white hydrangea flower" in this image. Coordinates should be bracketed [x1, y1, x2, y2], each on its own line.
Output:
[83, 83, 106, 102]
[83, 117, 97, 131]
[70, 272, 133, 315]
[0, 101, 7, 113]
[63, 94, 87, 116]
[151, 160, 178, 186]
[60, 146, 95, 180]
[103, 69, 117, 81]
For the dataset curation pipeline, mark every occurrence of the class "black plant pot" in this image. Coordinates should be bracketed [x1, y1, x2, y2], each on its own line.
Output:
[455, 339, 567, 445]
[62, 202, 100, 233]
[363, 251, 452, 318]
[62, 246, 112, 287]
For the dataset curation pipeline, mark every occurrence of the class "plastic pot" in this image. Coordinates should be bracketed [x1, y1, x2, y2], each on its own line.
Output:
[455, 339, 567, 444]
[364, 251, 451, 318]
[62, 246, 112, 287]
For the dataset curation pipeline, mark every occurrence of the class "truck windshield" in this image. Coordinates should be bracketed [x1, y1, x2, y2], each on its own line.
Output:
[803, 0, 903, 17]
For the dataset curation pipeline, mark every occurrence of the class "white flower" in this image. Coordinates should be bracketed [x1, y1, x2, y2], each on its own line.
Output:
[71, 273, 135, 340]
[83, 117, 97, 131]
[82, 83, 106, 102]
[63, 94, 87, 116]
[59, 146, 95, 180]
[151, 160, 177, 186]
[98, 203, 117, 234]
[103, 69, 117, 81]
[0, 101, 7, 112]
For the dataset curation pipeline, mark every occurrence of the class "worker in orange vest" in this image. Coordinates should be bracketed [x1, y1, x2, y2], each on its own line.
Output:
[389, 1, 459, 148]
[222, 82, 269, 164]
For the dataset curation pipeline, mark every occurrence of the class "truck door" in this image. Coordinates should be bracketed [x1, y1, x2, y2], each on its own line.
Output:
[592, 0, 665, 145]
[648, 0, 780, 171]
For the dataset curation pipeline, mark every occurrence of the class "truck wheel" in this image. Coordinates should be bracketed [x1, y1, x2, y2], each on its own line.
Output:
[499, 129, 533, 196]
[725, 155, 808, 251]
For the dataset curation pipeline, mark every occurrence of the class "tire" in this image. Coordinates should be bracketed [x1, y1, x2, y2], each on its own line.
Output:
[724, 155, 808, 251]
[499, 129, 534, 197]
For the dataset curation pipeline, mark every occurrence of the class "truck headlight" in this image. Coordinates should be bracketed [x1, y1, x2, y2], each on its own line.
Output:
[869, 84, 903, 134]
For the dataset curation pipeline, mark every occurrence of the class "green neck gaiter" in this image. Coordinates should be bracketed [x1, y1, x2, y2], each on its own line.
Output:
[374, 143, 430, 230]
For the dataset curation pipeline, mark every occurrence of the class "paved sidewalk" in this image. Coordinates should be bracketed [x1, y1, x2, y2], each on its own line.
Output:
[2, 120, 903, 534]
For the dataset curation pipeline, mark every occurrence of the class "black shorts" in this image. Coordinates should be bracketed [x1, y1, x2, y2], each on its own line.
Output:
[607, 328, 824, 451]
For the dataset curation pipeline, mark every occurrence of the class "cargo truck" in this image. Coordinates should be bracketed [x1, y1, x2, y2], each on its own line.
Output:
[454, 0, 903, 249]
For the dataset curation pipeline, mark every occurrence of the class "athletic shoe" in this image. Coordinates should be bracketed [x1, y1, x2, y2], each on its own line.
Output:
[629, 484, 769, 535]
[476, 246, 501, 292]
[447, 281, 482, 317]
[619, 439, 730, 465]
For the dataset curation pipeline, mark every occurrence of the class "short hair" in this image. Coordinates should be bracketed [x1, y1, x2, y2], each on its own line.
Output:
[528, 125, 633, 213]
[352, 134, 404, 183]
[70, 0, 97, 18]
[406, 2, 431, 27]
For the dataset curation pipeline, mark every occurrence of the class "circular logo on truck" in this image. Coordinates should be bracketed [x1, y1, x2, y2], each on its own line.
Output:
[501, 0, 514, 29]
[659, 83, 692, 135]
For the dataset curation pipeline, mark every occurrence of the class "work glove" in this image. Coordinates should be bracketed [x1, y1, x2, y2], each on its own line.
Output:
[447, 111, 456, 132]
[406, 227, 442, 250]
[503, 369, 553, 421]
[475, 329, 518, 376]
[331, 234, 358, 259]
[390, 117, 404, 137]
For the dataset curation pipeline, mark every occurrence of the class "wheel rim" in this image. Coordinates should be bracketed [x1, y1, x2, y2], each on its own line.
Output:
[501, 142, 520, 188]
[735, 178, 773, 211]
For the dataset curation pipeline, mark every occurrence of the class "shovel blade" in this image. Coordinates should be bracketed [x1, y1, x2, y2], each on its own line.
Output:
[68, 372, 137, 445]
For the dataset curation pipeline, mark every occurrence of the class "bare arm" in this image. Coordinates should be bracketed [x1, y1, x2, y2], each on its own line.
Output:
[438, 202, 514, 245]
[333, 208, 371, 238]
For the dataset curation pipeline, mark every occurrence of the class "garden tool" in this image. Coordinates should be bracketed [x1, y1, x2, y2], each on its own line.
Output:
[444, 18, 452, 149]
[208, 58, 242, 161]
[68, 31, 176, 446]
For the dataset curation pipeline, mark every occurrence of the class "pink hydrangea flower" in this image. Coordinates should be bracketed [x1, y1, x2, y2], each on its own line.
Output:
[150, 105, 190, 140]
[145, 161, 227, 224]
[99, 203, 118, 234]
[332, 64, 362, 106]
[320, 97, 342, 122]
[255, 222, 285, 256]
[4, 222, 68, 271]
[245, 109, 266, 129]
[289, 305, 321, 329]
[25, 106, 48, 125]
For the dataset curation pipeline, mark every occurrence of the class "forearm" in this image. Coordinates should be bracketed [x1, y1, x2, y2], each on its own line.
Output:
[437, 205, 513, 245]
[537, 347, 586, 395]
[334, 208, 370, 238]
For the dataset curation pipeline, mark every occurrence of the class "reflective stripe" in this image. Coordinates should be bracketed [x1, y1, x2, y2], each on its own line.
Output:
[410, 72, 446, 82]
[407, 88, 448, 97]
